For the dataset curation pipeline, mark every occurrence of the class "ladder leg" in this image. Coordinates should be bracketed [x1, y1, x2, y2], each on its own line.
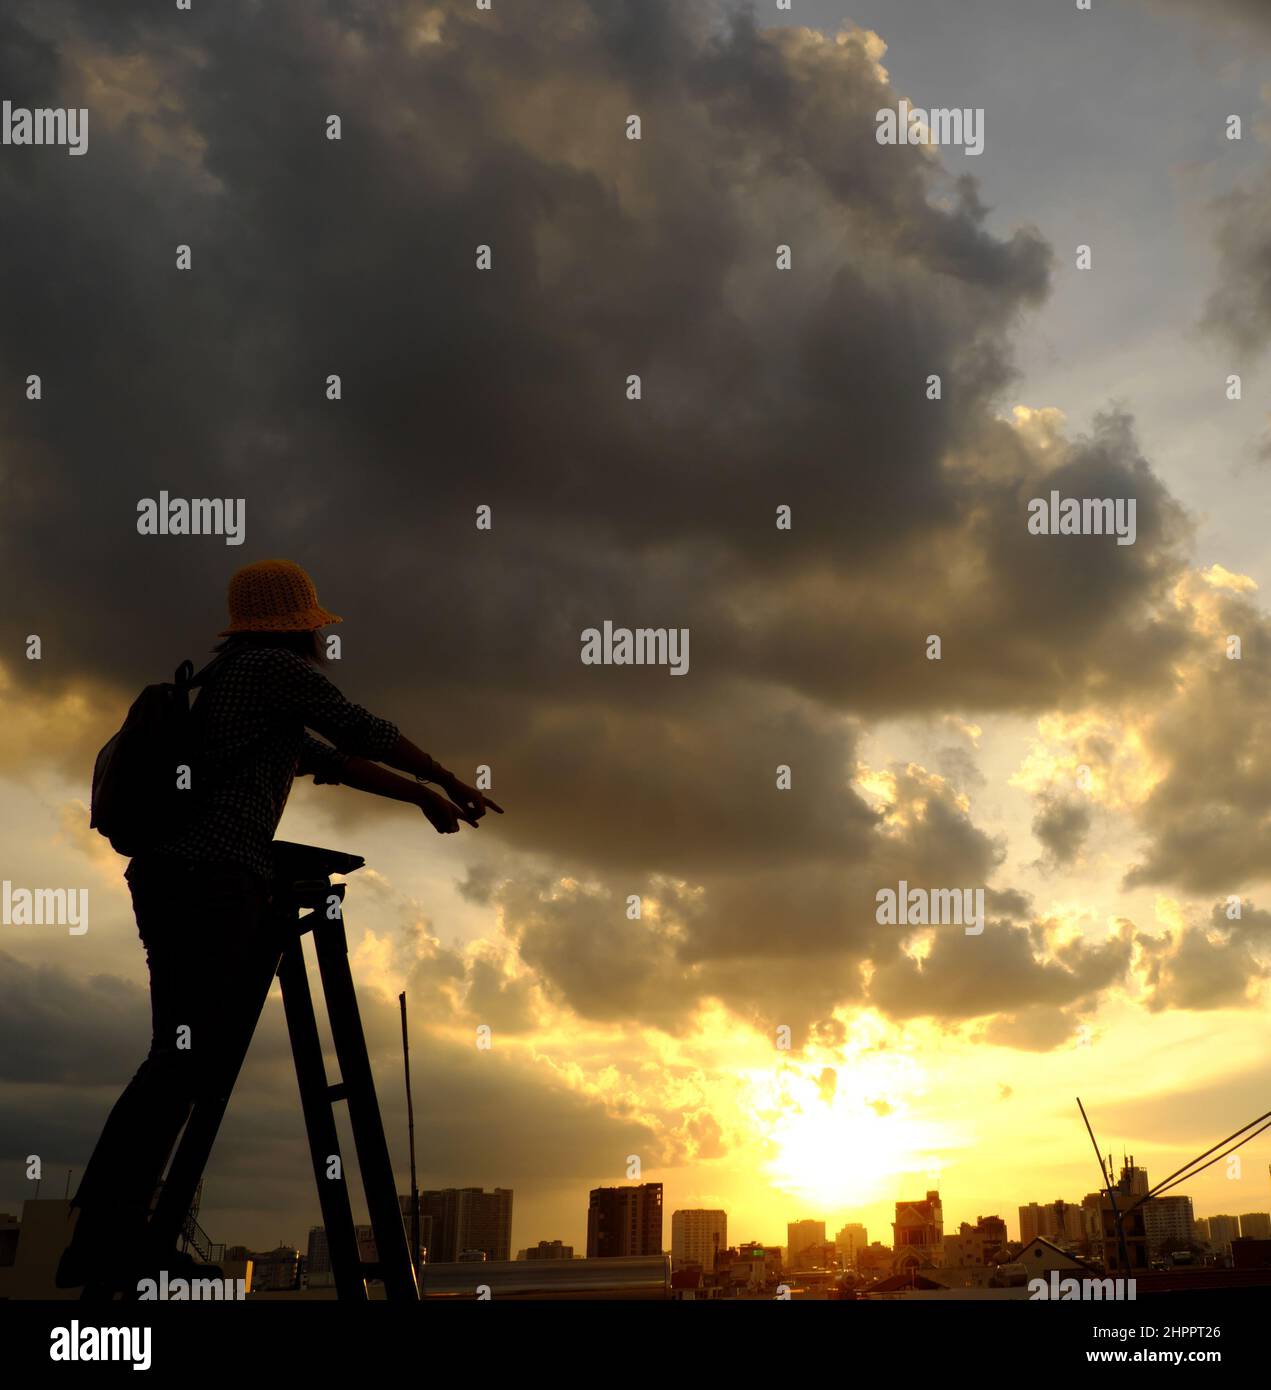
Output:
[313, 913, 419, 1302]
[278, 929, 368, 1302]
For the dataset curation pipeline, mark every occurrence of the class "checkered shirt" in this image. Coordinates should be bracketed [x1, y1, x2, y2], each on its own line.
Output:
[146, 645, 400, 881]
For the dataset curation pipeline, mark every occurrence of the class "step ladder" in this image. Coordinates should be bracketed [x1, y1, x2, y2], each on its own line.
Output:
[103, 840, 419, 1302]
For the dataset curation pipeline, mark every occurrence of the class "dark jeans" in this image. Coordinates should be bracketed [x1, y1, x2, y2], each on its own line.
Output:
[66, 855, 276, 1277]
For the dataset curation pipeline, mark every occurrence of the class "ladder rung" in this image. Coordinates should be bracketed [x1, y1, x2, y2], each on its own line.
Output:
[326, 1082, 348, 1102]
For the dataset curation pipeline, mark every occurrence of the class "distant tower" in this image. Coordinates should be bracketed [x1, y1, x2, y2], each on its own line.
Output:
[1118, 1154, 1149, 1198]
[587, 1184, 663, 1258]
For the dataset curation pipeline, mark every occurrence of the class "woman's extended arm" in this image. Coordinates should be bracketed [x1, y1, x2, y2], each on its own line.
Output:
[336, 754, 476, 835]
[376, 733, 504, 823]
[275, 652, 505, 829]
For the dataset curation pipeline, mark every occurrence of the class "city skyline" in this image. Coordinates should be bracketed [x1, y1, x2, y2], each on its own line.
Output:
[55, 1162, 1257, 1267]
[6, 1162, 1270, 1299]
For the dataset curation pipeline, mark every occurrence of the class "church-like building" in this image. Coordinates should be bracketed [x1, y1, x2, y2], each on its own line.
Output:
[892, 1190, 944, 1274]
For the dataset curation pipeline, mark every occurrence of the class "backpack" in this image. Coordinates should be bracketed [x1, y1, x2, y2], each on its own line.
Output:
[89, 655, 229, 857]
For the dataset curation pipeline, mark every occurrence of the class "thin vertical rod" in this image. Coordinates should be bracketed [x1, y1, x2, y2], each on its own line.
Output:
[400, 992, 421, 1274]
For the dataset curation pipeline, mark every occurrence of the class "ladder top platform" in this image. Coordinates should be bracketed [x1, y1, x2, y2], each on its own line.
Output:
[272, 840, 365, 885]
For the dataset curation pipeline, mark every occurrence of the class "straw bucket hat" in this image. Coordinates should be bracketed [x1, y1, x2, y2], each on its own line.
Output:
[219, 559, 343, 634]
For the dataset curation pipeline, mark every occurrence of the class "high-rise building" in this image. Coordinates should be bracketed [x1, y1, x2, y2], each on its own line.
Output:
[671, 1209, 727, 1272]
[1142, 1195, 1193, 1252]
[1083, 1159, 1152, 1270]
[892, 1191, 944, 1273]
[1085, 1163, 1155, 1270]
[419, 1188, 513, 1263]
[949, 1216, 1008, 1266]
[306, 1226, 330, 1284]
[959, 1215, 1007, 1261]
[1193, 1217, 1210, 1243]
[305, 1224, 376, 1287]
[1238, 1213, 1271, 1240]
[1098, 1201, 1150, 1273]
[1019, 1200, 1084, 1246]
[1081, 1193, 1107, 1247]
[786, 1220, 826, 1270]
[1207, 1215, 1239, 1253]
[835, 1223, 868, 1268]
[587, 1184, 663, 1257]
[1117, 1159, 1150, 1199]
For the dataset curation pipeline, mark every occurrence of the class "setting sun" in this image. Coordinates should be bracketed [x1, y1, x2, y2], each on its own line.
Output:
[740, 1017, 953, 1211]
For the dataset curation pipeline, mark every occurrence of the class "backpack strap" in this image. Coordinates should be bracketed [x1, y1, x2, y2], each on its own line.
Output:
[180, 652, 252, 781]
[186, 653, 230, 688]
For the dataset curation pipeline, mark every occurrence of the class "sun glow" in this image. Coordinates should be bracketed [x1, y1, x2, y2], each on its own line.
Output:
[740, 1017, 955, 1210]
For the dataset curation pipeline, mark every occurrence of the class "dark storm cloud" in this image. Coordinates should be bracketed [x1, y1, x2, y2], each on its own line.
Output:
[0, 950, 146, 1086]
[462, 952, 540, 1034]
[0, 0, 1198, 1043]
[1, 0, 1188, 719]
[933, 743, 984, 793]
[981, 1005, 1089, 1053]
[1032, 793, 1091, 868]
[468, 761, 1012, 1035]
[1203, 172, 1271, 359]
[1124, 584, 1271, 894]
[1135, 900, 1271, 1012]
[868, 916, 1133, 1030]
[986, 886, 1033, 920]
[1207, 0, 1271, 21]
[1140, 0, 1271, 41]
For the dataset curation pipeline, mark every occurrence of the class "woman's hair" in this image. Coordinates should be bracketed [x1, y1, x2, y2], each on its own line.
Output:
[212, 629, 325, 663]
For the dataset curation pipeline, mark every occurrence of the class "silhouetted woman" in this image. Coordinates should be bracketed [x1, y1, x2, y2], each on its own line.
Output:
[59, 559, 501, 1296]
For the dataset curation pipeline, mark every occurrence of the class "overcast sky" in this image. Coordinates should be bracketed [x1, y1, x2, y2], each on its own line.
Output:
[3, 0, 1271, 1259]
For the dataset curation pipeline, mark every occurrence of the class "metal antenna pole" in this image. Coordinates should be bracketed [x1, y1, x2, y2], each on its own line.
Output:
[1077, 1098, 1130, 1275]
[400, 992, 421, 1274]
